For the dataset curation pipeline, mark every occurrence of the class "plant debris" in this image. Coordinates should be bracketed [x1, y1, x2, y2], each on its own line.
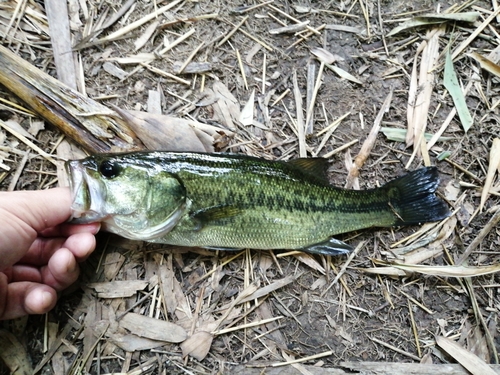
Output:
[0, 0, 499, 374]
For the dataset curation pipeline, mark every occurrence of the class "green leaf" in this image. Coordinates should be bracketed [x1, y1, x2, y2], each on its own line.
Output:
[443, 51, 473, 132]
[437, 151, 451, 161]
[381, 127, 453, 143]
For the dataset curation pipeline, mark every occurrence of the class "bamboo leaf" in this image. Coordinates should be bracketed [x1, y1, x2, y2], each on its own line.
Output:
[444, 51, 473, 132]
[469, 52, 500, 78]
[371, 259, 500, 277]
[381, 127, 453, 143]
[480, 138, 500, 210]
[387, 12, 480, 37]
[326, 64, 363, 85]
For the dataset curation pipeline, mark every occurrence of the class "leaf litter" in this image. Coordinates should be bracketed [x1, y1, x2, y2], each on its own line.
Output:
[0, 0, 500, 374]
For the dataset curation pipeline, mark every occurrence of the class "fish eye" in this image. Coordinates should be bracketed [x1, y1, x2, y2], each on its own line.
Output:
[99, 160, 121, 179]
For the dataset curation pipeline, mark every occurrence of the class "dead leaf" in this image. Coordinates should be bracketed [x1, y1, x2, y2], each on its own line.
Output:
[103, 252, 127, 281]
[102, 62, 128, 80]
[3, 119, 35, 141]
[87, 280, 148, 298]
[310, 47, 340, 64]
[134, 20, 159, 51]
[239, 89, 255, 126]
[119, 313, 187, 343]
[28, 120, 44, 136]
[388, 12, 480, 37]
[180, 331, 213, 360]
[112, 107, 217, 152]
[469, 52, 500, 78]
[269, 21, 310, 35]
[436, 336, 496, 375]
[480, 138, 500, 211]
[0, 329, 32, 375]
[372, 259, 500, 277]
[293, 253, 326, 274]
[213, 81, 240, 130]
[238, 275, 296, 303]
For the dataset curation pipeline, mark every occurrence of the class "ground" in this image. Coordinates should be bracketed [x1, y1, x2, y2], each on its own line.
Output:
[0, 0, 499, 374]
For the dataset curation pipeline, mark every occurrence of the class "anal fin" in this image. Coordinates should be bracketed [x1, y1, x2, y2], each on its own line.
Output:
[300, 237, 353, 256]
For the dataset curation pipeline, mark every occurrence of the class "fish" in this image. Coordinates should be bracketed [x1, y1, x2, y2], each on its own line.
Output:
[65, 151, 450, 256]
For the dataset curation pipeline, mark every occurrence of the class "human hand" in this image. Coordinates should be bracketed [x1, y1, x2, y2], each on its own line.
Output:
[0, 188, 100, 320]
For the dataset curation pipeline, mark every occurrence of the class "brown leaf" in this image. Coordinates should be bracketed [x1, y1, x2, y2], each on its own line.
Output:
[0, 329, 32, 375]
[119, 313, 187, 343]
[87, 280, 148, 298]
[112, 107, 216, 152]
[436, 336, 496, 375]
[180, 331, 213, 360]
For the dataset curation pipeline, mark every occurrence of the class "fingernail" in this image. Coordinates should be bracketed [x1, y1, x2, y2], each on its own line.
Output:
[91, 223, 101, 234]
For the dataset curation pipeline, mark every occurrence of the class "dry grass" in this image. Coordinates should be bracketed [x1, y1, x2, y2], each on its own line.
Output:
[0, 0, 500, 374]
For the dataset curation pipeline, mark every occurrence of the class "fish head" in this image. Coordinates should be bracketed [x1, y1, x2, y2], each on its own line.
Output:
[65, 154, 187, 240]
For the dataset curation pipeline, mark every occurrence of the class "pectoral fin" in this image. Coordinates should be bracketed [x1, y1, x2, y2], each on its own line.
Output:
[301, 237, 353, 256]
[191, 205, 243, 229]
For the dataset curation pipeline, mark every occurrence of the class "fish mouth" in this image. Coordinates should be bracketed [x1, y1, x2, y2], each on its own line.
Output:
[65, 160, 104, 223]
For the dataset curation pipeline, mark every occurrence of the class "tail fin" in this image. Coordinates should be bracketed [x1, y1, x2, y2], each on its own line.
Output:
[384, 167, 450, 226]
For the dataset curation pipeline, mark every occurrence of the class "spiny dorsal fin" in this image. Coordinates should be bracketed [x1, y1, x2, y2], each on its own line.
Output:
[287, 158, 330, 184]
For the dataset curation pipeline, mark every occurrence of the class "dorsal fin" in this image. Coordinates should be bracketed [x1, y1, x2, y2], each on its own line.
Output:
[287, 158, 330, 184]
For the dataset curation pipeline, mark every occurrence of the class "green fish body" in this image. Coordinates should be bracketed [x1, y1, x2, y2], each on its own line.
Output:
[66, 152, 450, 255]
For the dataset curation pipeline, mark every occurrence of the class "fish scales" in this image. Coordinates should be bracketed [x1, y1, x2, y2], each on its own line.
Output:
[128, 153, 398, 247]
[66, 151, 450, 255]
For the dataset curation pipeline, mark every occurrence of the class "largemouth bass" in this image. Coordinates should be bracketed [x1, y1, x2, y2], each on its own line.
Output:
[65, 152, 450, 255]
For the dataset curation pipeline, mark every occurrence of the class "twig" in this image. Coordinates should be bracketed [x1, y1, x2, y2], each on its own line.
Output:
[369, 336, 420, 361]
[177, 41, 205, 74]
[457, 208, 500, 265]
[271, 350, 334, 367]
[0, 120, 57, 165]
[212, 316, 283, 336]
[292, 70, 306, 157]
[217, 16, 249, 47]
[345, 88, 393, 189]
[321, 241, 365, 297]
[98, 0, 183, 43]
[408, 300, 422, 358]
[323, 139, 358, 159]
[451, 7, 500, 60]
[236, 49, 248, 90]
[266, 3, 321, 35]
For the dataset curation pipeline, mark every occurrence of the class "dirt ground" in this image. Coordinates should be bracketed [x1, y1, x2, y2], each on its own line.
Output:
[0, 0, 499, 374]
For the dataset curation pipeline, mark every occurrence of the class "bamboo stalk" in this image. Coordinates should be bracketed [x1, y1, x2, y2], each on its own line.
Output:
[0, 44, 143, 153]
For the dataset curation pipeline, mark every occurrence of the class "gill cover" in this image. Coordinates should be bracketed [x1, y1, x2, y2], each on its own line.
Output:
[66, 156, 188, 241]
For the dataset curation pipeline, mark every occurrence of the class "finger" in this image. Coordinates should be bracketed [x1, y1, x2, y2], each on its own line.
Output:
[1, 188, 72, 233]
[62, 232, 97, 262]
[20, 232, 97, 266]
[0, 274, 57, 320]
[0, 188, 73, 270]
[8, 265, 42, 283]
[40, 222, 100, 238]
[40, 248, 80, 291]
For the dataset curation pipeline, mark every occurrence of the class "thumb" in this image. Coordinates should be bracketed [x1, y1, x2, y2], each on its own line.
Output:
[2, 188, 72, 233]
[0, 188, 72, 270]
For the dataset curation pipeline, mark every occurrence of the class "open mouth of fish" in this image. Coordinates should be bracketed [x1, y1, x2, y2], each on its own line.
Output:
[65, 160, 106, 224]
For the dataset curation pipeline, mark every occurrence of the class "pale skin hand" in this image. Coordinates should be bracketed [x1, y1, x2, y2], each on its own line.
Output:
[0, 188, 100, 320]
